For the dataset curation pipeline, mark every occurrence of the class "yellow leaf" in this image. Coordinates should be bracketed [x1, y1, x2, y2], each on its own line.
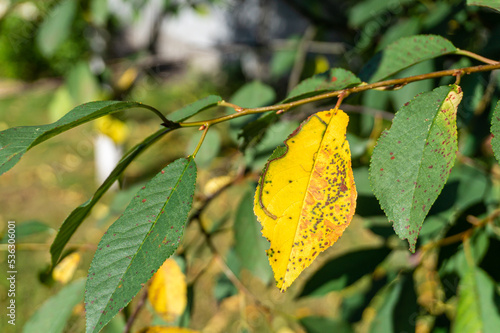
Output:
[52, 252, 81, 284]
[95, 115, 129, 144]
[148, 258, 187, 322]
[254, 109, 357, 291]
[138, 327, 200, 333]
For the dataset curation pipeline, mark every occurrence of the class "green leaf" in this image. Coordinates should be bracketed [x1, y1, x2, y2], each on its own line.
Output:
[233, 190, 273, 284]
[85, 157, 197, 333]
[453, 267, 500, 333]
[392, 273, 417, 333]
[91, 0, 109, 26]
[370, 85, 463, 252]
[167, 95, 222, 122]
[376, 17, 421, 51]
[230, 81, 276, 109]
[467, 0, 500, 12]
[0, 101, 163, 177]
[348, 0, 417, 28]
[50, 128, 171, 266]
[360, 35, 458, 83]
[1, 220, 53, 244]
[36, 0, 78, 57]
[367, 276, 409, 333]
[300, 316, 353, 333]
[490, 101, 500, 163]
[66, 62, 100, 104]
[299, 247, 391, 297]
[283, 68, 362, 103]
[22, 278, 85, 333]
[228, 81, 276, 128]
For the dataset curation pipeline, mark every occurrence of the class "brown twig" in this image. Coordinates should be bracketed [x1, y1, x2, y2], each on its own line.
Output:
[124, 284, 150, 333]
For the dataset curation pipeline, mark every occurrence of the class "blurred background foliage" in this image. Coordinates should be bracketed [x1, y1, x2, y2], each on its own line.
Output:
[1, 0, 500, 332]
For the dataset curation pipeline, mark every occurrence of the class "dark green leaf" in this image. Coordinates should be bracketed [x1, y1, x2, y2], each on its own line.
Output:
[467, 0, 500, 12]
[283, 68, 362, 103]
[167, 95, 222, 122]
[367, 276, 407, 333]
[490, 101, 500, 163]
[0, 101, 164, 177]
[22, 278, 85, 333]
[299, 247, 391, 297]
[234, 190, 272, 284]
[36, 0, 78, 57]
[85, 157, 197, 333]
[300, 316, 353, 333]
[50, 128, 171, 266]
[377, 17, 421, 51]
[393, 273, 417, 333]
[370, 85, 463, 252]
[360, 35, 458, 83]
[454, 267, 500, 333]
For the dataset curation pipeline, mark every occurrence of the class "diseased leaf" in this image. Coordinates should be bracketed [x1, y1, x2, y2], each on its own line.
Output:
[370, 85, 463, 251]
[22, 278, 85, 333]
[148, 258, 187, 322]
[284, 68, 362, 103]
[50, 128, 172, 266]
[254, 109, 357, 291]
[0, 101, 163, 177]
[453, 267, 500, 333]
[359, 35, 458, 83]
[85, 158, 197, 333]
[467, 0, 500, 12]
[490, 101, 500, 162]
[167, 95, 222, 122]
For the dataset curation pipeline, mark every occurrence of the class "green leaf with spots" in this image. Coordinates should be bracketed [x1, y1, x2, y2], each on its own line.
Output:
[369, 85, 463, 252]
[453, 267, 500, 333]
[359, 35, 458, 83]
[0, 101, 164, 177]
[490, 101, 500, 163]
[467, 0, 500, 12]
[85, 157, 197, 333]
[50, 128, 172, 267]
[283, 68, 362, 103]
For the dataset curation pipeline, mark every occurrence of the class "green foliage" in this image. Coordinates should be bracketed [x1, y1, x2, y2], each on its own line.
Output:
[2, 1, 500, 332]
[85, 158, 197, 333]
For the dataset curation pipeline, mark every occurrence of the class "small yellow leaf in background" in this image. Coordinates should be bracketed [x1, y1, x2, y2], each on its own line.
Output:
[254, 109, 357, 291]
[148, 258, 187, 322]
[52, 252, 81, 284]
[138, 327, 200, 333]
[95, 115, 129, 144]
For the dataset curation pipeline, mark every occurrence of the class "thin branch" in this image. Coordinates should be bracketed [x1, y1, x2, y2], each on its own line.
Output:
[455, 49, 498, 65]
[178, 62, 500, 128]
[124, 284, 149, 333]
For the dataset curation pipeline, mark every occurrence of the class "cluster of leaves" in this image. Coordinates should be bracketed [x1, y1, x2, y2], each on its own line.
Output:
[3, 1, 500, 333]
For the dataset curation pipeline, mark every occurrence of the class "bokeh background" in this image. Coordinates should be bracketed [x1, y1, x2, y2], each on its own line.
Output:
[1, 0, 500, 332]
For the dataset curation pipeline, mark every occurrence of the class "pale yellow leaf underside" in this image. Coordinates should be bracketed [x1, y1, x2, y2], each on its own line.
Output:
[148, 258, 187, 322]
[254, 109, 357, 291]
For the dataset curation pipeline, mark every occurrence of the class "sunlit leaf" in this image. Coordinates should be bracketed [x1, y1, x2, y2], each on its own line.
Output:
[148, 258, 187, 322]
[254, 109, 357, 291]
[85, 158, 197, 333]
[36, 0, 77, 57]
[360, 35, 458, 83]
[53, 252, 81, 284]
[453, 267, 500, 333]
[50, 128, 171, 267]
[0, 101, 163, 177]
[283, 68, 362, 103]
[22, 279, 85, 333]
[370, 85, 463, 251]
